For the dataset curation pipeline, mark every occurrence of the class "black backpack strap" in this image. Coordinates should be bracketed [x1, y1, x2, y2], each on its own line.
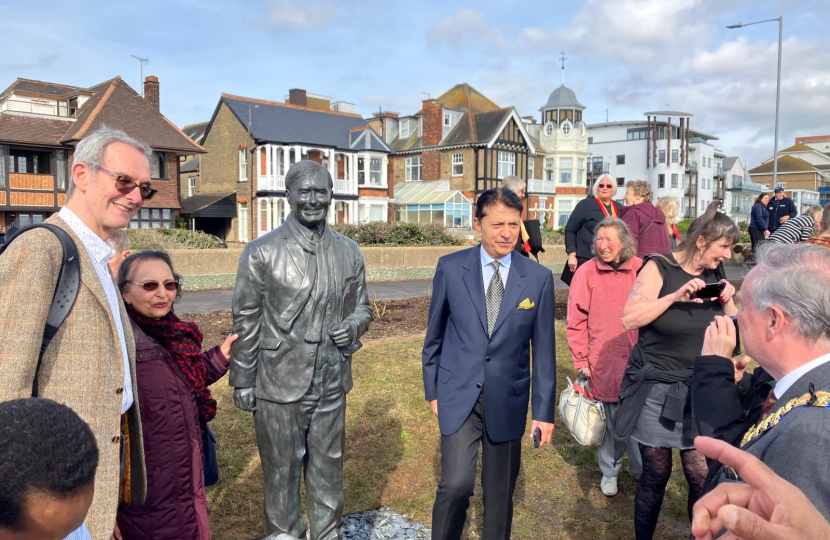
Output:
[0, 224, 81, 396]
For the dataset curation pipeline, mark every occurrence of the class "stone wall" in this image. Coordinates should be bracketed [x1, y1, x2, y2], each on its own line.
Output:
[171, 244, 568, 291]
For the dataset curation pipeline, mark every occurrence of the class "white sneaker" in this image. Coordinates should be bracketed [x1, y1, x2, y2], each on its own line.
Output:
[601, 475, 618, 497]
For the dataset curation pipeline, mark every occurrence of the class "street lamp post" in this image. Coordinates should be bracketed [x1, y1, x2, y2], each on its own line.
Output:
[727, 16, 783, 189]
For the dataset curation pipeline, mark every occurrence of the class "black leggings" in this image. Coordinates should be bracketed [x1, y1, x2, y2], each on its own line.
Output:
[748, 226, 766, 262]
[634, 444, 708, 540]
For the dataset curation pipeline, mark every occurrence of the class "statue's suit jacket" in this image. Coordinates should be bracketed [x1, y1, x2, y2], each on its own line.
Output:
[230, 223, 373, 403]
[0, 215, 146, 540]
[422, 245, 557, 443]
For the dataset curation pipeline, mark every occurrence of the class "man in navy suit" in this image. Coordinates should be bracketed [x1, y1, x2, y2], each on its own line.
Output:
[422, 188, 557, 540]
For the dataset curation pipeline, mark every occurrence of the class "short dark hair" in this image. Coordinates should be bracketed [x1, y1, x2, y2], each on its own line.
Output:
[285, 160, 333, 192]
[0, 398, 98, 531]
[475, 188, 523, 221]
[117, 250, 182, 301]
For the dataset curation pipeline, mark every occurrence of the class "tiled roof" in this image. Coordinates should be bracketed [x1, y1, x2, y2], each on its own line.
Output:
[748, 155, 819, 174]
[180, 158, 199, 173]
[390, 132, 423, 153]
[779, 142, 819, 153]
[0, 114, 73, 146]
[349, 128, 392, 152]
[0, 76, 204, 154]
[442, 108, 512, 147]
[182, 121, 209, 144]
[219, 95, 377, 152]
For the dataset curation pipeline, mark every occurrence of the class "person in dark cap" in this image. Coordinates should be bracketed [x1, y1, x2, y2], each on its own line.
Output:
[766, 187, 797, 235]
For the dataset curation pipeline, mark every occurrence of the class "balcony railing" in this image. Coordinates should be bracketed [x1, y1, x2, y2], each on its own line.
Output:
[257, 174, 286, 192]
[335, 179, 358, 195]
[726, 178, 765, 192]
[731, 205, 752, 214]
[590, 162, 609, 175]
[803, 198, 821, 206]
[686, 161, 698, 172]
[715, 166, 725, 179]
[527, 178, 555, 194]
[685, 185, 697, 196]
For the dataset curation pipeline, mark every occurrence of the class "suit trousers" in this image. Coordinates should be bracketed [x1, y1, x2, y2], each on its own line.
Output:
[431, 391, 522, 540]
[254, 360, 346, 540]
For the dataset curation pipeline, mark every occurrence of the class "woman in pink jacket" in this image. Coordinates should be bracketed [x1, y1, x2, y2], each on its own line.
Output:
[567, 217, 642, 497]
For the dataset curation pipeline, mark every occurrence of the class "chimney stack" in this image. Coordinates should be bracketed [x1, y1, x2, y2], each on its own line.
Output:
[421, 99, 443, 181]
[144, 76, 159, 111]
[288, 88, 307, 107]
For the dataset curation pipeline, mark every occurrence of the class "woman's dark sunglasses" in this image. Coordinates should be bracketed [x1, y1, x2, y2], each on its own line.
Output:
[128, 280, 180, 292]
[96, 166, 157, 200]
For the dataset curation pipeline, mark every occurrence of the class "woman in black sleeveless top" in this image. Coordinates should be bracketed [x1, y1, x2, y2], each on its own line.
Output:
[618, 202, 741, 539]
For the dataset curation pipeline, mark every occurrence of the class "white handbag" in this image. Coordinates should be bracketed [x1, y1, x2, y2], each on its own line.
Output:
[557, 376, 606, 447]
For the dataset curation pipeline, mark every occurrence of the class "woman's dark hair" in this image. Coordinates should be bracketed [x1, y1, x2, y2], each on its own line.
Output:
[117, 250, 182, 302]
[755, 192, 770, 205]
[675, 201, 740, 262]
[475, 187, 523, 221]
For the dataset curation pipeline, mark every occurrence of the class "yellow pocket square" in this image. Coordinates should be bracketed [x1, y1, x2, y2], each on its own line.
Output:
[517, 298, 535, 310]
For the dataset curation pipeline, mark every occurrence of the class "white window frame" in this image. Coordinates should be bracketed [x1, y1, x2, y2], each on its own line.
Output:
[405, 156, 421, 181]
[400, 119, 410, 139]
[528, 158, 535, 179]
[238, 202, 249, 242]
[188, 176, 196, 197]
[369, 157, 383, 186]
[545, 157, 555, 181]
[577, 158, 584, 185]
[672, 149, 679, 163]
[561, 120, 572, 135]
[451, 152, 463, 177]
[658, 150, 666, 164]
[671, 173, 678, 188]
[559, 157, 573, 185]
[497, 151, 515, 179]
[238, 149, 247, 182]
[444, 112, 452, 127]
[544, 122, 554, 136]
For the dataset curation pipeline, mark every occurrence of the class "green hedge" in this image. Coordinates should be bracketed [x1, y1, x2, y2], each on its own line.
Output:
[126, 228, 223, 250]
[330, 222, 464, 246]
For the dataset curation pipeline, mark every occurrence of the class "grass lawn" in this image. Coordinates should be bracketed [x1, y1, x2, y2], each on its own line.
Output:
[206, 322, 692, 540]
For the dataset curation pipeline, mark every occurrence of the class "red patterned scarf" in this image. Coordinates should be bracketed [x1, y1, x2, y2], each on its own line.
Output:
[126, 305, 217, 422]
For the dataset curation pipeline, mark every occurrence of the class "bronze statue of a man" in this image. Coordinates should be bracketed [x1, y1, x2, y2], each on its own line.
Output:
[230, 160, 373, 540]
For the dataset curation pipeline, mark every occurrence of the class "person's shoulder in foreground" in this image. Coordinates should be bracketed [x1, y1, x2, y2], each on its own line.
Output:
[0, 398, 99, 540]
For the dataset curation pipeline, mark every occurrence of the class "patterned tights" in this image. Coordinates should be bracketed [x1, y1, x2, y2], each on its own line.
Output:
[633, 444, 708, 540]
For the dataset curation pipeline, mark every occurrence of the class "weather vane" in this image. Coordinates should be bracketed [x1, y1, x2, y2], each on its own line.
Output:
[559, 50, 567, 85]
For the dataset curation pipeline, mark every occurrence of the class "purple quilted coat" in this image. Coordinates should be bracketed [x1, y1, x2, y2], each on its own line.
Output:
[117, 320, 229, 540]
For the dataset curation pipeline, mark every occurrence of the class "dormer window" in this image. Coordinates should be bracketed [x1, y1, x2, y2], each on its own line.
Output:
[400, 119, 410, 139]
[444, 112, 452, 127]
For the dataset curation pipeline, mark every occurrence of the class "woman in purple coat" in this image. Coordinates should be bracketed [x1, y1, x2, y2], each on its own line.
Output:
[115, 251, 236, 540]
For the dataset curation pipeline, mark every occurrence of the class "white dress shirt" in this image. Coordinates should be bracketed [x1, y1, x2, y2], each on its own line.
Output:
[58, 207, 133, 414]
[773, 352, 830, 400]
[480, 245, 512, 293]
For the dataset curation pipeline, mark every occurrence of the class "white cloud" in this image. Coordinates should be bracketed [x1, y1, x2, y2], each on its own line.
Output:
[426, 9, 495, 49]
[260, 0, 332, 30]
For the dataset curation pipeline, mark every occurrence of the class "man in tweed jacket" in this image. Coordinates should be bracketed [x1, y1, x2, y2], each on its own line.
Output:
[0, 127, 149, 540]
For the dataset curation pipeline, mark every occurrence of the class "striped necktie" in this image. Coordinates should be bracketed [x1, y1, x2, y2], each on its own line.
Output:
[486, 260, 504, 337]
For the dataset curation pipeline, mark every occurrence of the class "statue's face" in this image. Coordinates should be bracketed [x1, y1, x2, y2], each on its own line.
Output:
[288, 171, 331, 229]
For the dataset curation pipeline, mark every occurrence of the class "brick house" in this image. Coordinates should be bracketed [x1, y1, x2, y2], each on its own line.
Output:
[365, 83, 541, 226]
[0, 76, 203, 232]
[748, 142, 830, 209]
[191, 88, 393, 243]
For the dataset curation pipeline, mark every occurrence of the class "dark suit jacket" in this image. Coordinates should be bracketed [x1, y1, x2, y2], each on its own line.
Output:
[710, 359, 830, 519]
[422, 245, 557, 443]
[230, 223, 373, 403]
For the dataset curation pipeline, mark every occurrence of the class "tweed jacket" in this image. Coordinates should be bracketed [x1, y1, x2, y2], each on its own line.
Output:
[230, 221, 373, 403]
[711, 360, 830, 520]
[0, 215, 146, 540]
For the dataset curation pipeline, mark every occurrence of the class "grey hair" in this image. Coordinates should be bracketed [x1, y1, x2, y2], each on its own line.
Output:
[501, 175, 526, 195]
[107, 229, 131, 254]
[821, 204, 830, 235]
[591, 173, 618, 198]
[626, 180, 654, 202]
[744, 244, 830, 342]
[804, 205, 823, 221]
[285, 160, 333, 193]
[69, 126, 152, 199]
[591, 217, 638, 263]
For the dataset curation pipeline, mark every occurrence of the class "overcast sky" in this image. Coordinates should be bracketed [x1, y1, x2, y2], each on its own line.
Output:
[2, 0, 828, 168]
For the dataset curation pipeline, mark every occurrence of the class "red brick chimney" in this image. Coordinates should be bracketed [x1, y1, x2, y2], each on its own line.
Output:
[144, 76, 159, 111]
[288, 88, 307, 107]
[422, 100, 443, 181]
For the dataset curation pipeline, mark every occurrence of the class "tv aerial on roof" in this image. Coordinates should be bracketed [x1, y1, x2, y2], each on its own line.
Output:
[131, 55, 150, 96]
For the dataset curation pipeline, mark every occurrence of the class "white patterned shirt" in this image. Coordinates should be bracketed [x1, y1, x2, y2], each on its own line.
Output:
[63, 522, 92, 540]
[58, 207, 133, 414]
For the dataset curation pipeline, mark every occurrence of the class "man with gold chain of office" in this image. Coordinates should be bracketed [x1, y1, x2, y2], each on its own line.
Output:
[689, 243, 830, 520]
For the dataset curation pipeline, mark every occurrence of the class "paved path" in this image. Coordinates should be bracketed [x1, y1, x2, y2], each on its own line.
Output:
[176, 264, 751, 315]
